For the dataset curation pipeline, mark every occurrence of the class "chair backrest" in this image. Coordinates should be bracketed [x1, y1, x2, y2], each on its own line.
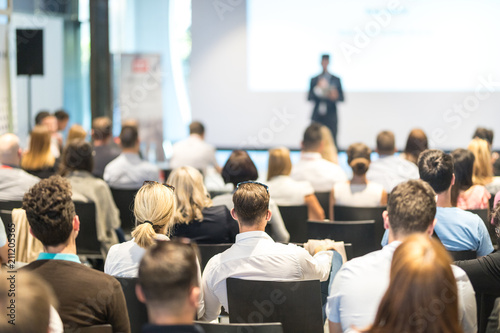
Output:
[198, 243, 233, 272]
[333, 205, 386, 248]
[195, 321, 283, 333]
[79, 324, 113, 333]
[110, 188, 139, 235]
[116, 277, 148, 333]
[277, 205, 308, 243]
[307, 220, 377, 258]
[74, 201, 100, 256]
[226, 278, 323, 333]
[314, 192, 330, 218]
[449, 250, 477, 261]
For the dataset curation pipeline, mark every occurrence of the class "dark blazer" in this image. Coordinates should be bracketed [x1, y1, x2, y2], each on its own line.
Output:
[308, 73, 344, 121]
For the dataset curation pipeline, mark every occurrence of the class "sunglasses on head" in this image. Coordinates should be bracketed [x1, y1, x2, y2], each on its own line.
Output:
[143, 180, 175, 192]
[236, 180, 269, 193]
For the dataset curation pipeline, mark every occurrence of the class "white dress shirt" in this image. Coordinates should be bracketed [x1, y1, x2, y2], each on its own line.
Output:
[333, 181, 384, 207]
[201, 231, 333, 322]
[291, 152, 347, 192]
[169, 134, 219, 172]
[366, 155, 419, 193]
[104, 153, 160, 189]
[326, 241, 477, 333]
[267, 175, 314, 206]
[0, 166, 40, 201]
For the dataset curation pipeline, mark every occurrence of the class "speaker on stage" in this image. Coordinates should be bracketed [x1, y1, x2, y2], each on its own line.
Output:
[16, 29, 44, 76]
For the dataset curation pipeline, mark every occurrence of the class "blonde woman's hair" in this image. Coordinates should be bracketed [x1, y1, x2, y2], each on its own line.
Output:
[132, 181, 176, 248]
[67, 124, 87, 142]
[267, 147, 292, 180]
[21, 125, 55, 170]
[468, 137, 493, 185]
[320, 125, 338, 164]
[167, 166, 212, 225]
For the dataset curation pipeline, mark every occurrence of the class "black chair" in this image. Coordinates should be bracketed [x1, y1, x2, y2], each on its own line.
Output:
[116, 277, 148, 333]
[195, 322, 283, 333]
[110, 188, 139, 236]
[307, 220, 377, 258]
[468, 209, 496, 246]
[198, 243, 233, 272]
[333, 205, 386, 248]
[80, 324, 113, 333]
[343, 243, 353, 261]
[277, 205, 308, 243]
[74, 201, 101, 258]
[314, 192, 331, 218]
[226, 278, 323, 333]
[449, 250, 477, 260]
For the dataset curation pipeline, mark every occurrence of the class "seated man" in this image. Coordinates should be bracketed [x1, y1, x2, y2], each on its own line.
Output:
[0, 133, 40, 201]
[170, 121, 221, 174]
[290, 122, 347, 192]
[201, 181, 333, 321]
[136, 241, 204, 333]
[104, 125, 160, 189]
[366, 130, 419, 192]
[21, 176, 130, 332]
[327, 180, 477, 333]
[91, 116, 121, 178]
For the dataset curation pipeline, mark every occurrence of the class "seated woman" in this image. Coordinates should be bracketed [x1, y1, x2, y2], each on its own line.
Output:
[469, 137, 500, 194]
[451, 148, 490, 210]
[105, 180, 175, 277]
[330, 143, 387, 220]
[211, 150, 290, 243]
[59, 139, 120, 253]
[21, 125, 58, 179]
[401, 128, 428, 165]
[168, 166, 239, 244]
[358, 234, 463, 333]
[267, 147, 324, 220]
[320, 125, 338, 164]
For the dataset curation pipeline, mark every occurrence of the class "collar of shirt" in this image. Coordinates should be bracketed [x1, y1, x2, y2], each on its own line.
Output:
[37, 253, 81, 263]
[0, 164, 14, 169]
[384, 240, 402, 253]
[235, 230, 273, 243]
[301, 152, 322, 161]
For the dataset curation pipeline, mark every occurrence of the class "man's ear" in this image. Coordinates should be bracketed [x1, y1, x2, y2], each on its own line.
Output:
[266, 209, 272, 221]
[383, 211, 390, 230]
[73, 215, 80, 231]
[230, 208, 238, 221]
[427, 218, 437, 236]
[135, 284, 147, 304]
[451, 173, 456, 186]
[189, 286, 200, 309]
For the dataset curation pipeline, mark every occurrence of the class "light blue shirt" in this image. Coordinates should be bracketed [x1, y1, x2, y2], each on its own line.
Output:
[381, 207, 494, 256]
[103, 153, 160, 189]
[366, 155, 419, 192]
[37, 253, 81, 263]
[0, 217, 7, 247]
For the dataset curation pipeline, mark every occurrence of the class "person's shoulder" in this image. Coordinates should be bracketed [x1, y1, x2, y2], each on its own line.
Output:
[450, 264, 472, 283]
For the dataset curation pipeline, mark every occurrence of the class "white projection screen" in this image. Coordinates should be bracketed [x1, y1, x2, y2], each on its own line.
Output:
[191, 0, 500, 150]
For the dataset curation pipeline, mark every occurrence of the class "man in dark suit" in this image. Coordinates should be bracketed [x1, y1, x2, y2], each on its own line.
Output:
[308, 54, 344, 148]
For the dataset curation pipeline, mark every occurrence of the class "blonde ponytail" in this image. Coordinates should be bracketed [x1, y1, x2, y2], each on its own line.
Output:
[131, 222, 157, 248]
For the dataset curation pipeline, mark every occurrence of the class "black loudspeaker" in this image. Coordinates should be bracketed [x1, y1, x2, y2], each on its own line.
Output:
[16, 29, 44, 75]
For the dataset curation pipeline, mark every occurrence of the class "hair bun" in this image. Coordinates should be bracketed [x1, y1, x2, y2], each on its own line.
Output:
[350, 157, 370, 175]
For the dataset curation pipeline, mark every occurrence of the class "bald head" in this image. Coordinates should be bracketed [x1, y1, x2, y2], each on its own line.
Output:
[0, 134, 22, 166]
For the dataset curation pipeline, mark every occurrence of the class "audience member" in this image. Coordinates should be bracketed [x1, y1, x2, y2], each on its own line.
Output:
[170, 121, 221, 173]
[59, 140, 120, 253]
[40, 113, 62, 158]
[201, 182, 333, 321]
[34, 110, 50, 125]
[21, 176, 130, 332]
[359, 235, 463, 333]
[330, 143, 387, 220]
[54, 109, 70, 132]
[451, 148, 490, 209]
[469, 137, 500, 194]
[0, 133, 40, 201]
[327, 180, 476, 333]
[91, 116, 121, 178]
[0, 217, 8, 264]
[267, 147, 324, 220]
[401, 128, 428, 165]
[169, 166, 238, 243]
[212, 150, 290, 242]
[137, 241, 205, 333]
[473, 127, 500, 178]
[0, 271, 63, 333]
[104, 125, 160, 189]
[105, 180, 176, 277]
[291, 122, 347, 192]
[320, 125, 338, 164]
[66, 124, 87, 143]
[21, 125, 59, 179]
[366, 130, 419, 192]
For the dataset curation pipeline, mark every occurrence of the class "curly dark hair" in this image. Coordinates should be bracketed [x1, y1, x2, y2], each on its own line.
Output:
[22, 175, 75, 246]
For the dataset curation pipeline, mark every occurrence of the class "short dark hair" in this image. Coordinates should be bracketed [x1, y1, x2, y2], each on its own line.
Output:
[92, 116, 113, 140]
[138, 241, 198, 311]
[54, 109, 69, 121]
[232, 182, 270, 226]
[376, 131, 395, 155]
[321, 54, 330, 61]
[120, 126, 139, 148]
[34, 111, 50, 125]
[59, 140, 94, 176]
[387, 180, 436, 238]
[22, 176, 75, 247]
[473, 127, 494, 145]
[221, 150, 258, 186]
[418, 149, 454, 194]
[189, 121, 205, 136]
[303, 123, 323, 151]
